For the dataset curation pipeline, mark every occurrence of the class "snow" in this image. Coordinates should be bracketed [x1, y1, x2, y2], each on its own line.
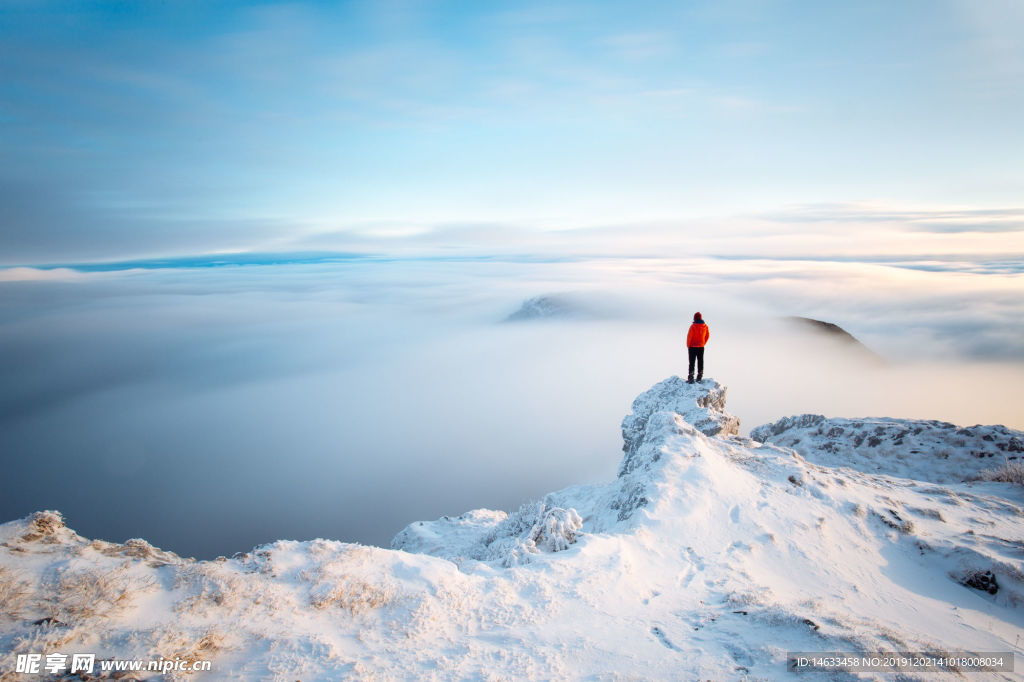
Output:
[391, 502, 582, 568]
[751, 413, 1024, 483]
[2, 377, 1023, 680]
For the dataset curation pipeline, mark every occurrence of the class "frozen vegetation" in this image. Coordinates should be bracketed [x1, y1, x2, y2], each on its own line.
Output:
[751, 413, 1024, 483]
[2, 377, 1023, 680]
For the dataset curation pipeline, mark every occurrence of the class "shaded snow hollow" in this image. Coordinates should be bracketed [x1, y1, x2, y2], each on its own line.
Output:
[2, 377, 1023, 680]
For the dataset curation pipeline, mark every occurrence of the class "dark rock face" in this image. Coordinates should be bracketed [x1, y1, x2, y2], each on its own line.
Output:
[961, 570, 999, 595]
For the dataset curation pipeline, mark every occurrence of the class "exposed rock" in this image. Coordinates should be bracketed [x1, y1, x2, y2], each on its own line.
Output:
[611, 377, 739, 520]
[621, 376, 739, 468]
[960, 569, 999, 595]
[751, 415, 1024, 484]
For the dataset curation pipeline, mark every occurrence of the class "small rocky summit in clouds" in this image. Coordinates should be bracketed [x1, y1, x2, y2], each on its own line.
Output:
[1, 376, 1023, 680]
[505, 294, 590, 321]
[787, 315, 886, 364]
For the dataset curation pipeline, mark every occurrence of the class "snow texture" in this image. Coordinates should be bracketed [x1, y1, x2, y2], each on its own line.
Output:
[391, 502, 582, 568]
[751, 413, 1024, 483]
[2, 376, 1023, 680]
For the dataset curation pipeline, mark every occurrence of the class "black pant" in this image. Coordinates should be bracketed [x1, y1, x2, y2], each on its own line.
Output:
[688, 347, 704, 377]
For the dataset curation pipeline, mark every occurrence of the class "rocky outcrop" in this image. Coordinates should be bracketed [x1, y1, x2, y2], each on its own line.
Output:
[391, 502, 582, 567]
[610, 376, 739, 521]
[751, 414, 1024, 483]
[395, 376, 741, 553]
[620, 376, 738, 476]
[505, 294, 589, 321]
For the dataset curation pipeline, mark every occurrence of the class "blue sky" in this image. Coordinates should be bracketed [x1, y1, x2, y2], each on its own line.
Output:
[2, 0, 1022, 263]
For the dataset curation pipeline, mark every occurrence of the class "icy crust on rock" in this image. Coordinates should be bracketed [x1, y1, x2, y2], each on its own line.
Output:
[620, 376, 739, 476]
[751, 414, 1024, 483]
[3, 379, 1024, 681]
[610, 376, 740, 523]
[390, 502, 582, 568]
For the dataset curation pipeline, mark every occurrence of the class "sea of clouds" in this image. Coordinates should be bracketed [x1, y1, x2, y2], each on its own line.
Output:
[1, 251, 1022, 558]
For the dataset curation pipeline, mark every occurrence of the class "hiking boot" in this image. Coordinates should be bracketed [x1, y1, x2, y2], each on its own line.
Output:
[686, 375, 695, 384]
[696, 373, 703, 383]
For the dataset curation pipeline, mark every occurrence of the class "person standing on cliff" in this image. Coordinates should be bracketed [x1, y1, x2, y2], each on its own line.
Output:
[686, 312, 709, 384]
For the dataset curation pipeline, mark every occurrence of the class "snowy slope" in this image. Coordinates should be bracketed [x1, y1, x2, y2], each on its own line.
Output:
[2, 377, 1023, 680]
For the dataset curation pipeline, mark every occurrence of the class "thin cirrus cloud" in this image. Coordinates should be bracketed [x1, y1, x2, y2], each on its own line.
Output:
[0, 176, 298, 265]
[754, 203, 1024, 229]
[2, 1, 1024, 265]
[906, 219, 1024, 234]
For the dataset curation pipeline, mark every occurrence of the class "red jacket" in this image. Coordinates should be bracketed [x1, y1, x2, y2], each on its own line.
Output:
[686, 321, 709, 348]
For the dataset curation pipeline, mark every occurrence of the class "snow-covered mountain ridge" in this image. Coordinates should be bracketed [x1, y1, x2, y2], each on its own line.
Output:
[752, 413, 1023, 484]
[2, 377, 1022, 680]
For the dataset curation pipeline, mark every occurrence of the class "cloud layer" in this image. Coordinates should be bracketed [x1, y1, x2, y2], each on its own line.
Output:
[1, 256, 1022, 559]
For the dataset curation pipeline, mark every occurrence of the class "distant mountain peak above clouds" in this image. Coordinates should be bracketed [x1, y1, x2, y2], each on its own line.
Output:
[505, 294, 590, 321]
[786, 315, 886, 364]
